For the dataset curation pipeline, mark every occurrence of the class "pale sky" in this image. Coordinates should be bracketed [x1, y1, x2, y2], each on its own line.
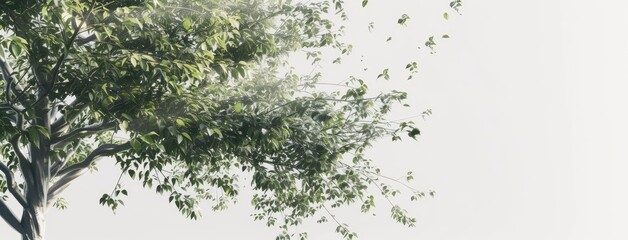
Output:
[3, 0, 628, 239]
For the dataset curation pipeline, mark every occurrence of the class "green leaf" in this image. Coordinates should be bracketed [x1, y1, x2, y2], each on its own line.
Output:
[234, 102, 243, 113]
[27, 128, 40, 148]
[407, 128, 421, 139]
[129, 55, 137, 67]
[120, 121, 129, 131]
[228, 18, 240, 29]
[212, 128, 223, 138]
[443, 12, 449, 20]
[130, 139, 141, 151]
[362, 0, 368, 7]
[236, 67, 246, 78]
[176, 119, 185, 127]
[377, 69, 390, 80]
[34, 125, 50, 139]
[140, 134, 154, 144]
[9, 42, 22, 57]
[121, 113, 133, 121]
[128, 18, 143, 30]
[397, 14, 410, 26]
[183, 18, 192, 31]
[181, 132, 192, 141]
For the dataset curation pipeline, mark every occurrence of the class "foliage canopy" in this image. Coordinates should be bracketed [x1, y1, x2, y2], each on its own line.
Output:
[0, 0, 459, 239]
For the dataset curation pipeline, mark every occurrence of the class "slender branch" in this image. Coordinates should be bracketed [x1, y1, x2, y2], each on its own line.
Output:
[76, 33, 97, 45]
[106, 165, 130, 201]
[0, 200, 23, 234]
[0, 57, 26, 111]
[2, 63, 13, 103]
[10, 117, 35, 188]
[0, 56, 24, 95]
[8, 77, 36, 106]
[3, 117, 36, 219]
[0, 158, 29, 210]
[48, 142, 131, 202]
[322, 205, 349, 233]
[359, 171, 395, 207]
[337, 162, 420, 193]
[57, 142, 130, 176]
[23, 0, 98, 112]
[51, 121, 116, 150]
[50, 143, 81, 177]
[257, 159, 304, 170]
[300, 82, 355, 88]
[49, 0, 97, 86]
[0, 103, 23, 118]
[162, 6, 206, 14]
[51, 99, 88, 134]
[55, 120, 116, 140]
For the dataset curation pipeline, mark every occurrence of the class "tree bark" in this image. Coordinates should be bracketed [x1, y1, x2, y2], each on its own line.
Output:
[20, 206, 46, 240]
[19, 97, 52, 240]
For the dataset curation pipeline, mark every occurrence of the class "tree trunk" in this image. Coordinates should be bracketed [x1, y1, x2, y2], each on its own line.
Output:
[20, 150, 49, 240]
[20, 206, 46, 240]
[20, 100, 51, 240]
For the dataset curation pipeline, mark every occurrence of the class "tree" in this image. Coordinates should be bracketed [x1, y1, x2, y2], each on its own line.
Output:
[0, 0, 460, 239]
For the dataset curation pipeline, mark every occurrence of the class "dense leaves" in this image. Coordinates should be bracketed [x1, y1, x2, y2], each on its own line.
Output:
[0, 0, 460, 239]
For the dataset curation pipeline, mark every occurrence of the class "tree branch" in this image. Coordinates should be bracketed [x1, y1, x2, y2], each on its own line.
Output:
[0, 57, 26, 111]
[48, 142, 131, 202]
[51, 99, 88, 135]
[48, 1, 96, 87]
[76, 33, 97, 45]
[0, 200, 23, 234]
[51, 121, 116, 150]
[0, 57, 23, 95]
[0, 159, 29, 210]
[23, 0, 98, 112]
[50, 144, 81, 177]
[0, 103, 22, 118]
[10, 134, 35, 191]
[57, 142, 130, 176]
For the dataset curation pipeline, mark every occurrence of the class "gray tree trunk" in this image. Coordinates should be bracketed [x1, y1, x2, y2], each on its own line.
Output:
[19, 101, 51, 240]
[20, 207, 45, 240]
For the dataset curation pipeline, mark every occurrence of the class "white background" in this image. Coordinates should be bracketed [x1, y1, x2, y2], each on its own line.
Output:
[3, 0, 628, 239]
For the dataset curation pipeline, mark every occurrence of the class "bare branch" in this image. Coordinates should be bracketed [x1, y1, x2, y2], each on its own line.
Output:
[51, 121, 116, 150]
[0, 200, 23, 234]
[48, 142, 131, 202]
[0, 103, 12, 111]
[76, 33, 97, 45]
